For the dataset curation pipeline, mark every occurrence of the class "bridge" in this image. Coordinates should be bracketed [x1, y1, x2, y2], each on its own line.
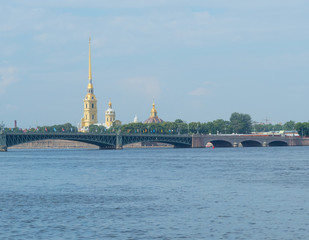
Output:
[192, 134, 301, 148]
[0, 132, 192, 151]
[0, 132, 306, 152]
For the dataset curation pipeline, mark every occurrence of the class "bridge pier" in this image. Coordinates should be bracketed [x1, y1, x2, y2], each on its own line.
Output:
[0, 145, 7, 152]
[262, 142, 268, 147]
[233, 142, 238, 147]
[0, 134, 7, 152]
[116, 134, 123, 150]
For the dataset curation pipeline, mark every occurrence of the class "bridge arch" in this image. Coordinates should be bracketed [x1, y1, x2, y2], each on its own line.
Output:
[122, 139, 191, 148]
[5, 133, 117, 149]
[10, 139, 105, 149]
[241, 140, 262, 147]
[209, 140, 233, 148]
[268, 141, 288, 147]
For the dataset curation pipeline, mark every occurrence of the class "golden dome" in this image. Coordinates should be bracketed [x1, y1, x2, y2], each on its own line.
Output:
[150, 102, 157, 118]
[144, 101, 164, 123]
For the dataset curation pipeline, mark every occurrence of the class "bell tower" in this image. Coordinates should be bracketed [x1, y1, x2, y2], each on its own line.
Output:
[81, 37, 98, 130]
[105, 100, 116, 128]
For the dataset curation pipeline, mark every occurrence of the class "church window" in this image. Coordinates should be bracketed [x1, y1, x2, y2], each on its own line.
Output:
[86, 104, 88, 108]
[92, 115, 94, 120]
[92, 104, 94, 108]
[92, 96, 94, 99]
[86, 115, 87, 120]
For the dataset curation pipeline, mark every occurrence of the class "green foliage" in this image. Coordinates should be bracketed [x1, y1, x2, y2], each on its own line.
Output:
[230, 112, 252, 134]
[89, 125, 106, 133]
[37, 123, 78, 133]
[4, 127, 23, 133]
[2, 118, 305, 136]
[174, 119, 184, 123]
[295, 122, 309, 136]
[283, 120, 296, 131]
[252, 123, 284, 132]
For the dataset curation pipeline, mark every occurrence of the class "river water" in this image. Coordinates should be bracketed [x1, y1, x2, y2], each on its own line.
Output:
[0, 147, 308, 239]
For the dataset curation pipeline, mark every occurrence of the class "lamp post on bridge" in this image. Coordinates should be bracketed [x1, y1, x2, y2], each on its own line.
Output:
[302, 128, 304, 138]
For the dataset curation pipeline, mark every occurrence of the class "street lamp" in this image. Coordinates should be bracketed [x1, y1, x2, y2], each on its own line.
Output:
[302, 128, 304, 137]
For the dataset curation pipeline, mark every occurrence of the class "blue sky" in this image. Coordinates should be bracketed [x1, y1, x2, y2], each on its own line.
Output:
[1, 0, 309, 128]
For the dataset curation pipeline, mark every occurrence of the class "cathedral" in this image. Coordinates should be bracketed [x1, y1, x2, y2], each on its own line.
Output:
[79, 38, 164, 131]
[144, 101, 164, 123]
[80, 38, 98, 130]
[79, 38, 117, 131]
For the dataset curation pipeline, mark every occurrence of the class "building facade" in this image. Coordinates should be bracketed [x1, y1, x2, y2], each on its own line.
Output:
[105, 100, 116, 128]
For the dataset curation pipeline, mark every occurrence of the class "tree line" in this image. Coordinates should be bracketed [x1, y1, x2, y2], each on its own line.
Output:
[3, 113, 309, 136]
[4, 123, 78, 133]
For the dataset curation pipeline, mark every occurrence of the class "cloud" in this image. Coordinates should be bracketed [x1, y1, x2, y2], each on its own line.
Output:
[0, 67, 18, 94]
[120, 77, 161, 98]
[188, 87, 209, 96]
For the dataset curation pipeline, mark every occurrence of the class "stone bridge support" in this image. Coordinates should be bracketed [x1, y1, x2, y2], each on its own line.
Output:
[116, 134, 123, 150]
[0, 134, 7, 152]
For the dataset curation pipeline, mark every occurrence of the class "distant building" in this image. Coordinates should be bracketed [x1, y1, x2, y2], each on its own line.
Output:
[144, 101, 164, 123]
[105, 100, 116, 128]
[133, 114, 139, 123]
[80, 38, 98, 131]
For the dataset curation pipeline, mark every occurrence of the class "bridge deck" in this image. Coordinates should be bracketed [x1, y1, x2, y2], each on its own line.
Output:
[0, 133, 305, 151]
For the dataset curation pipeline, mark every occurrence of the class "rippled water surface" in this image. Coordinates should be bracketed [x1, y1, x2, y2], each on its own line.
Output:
[0, 147, 309, 239]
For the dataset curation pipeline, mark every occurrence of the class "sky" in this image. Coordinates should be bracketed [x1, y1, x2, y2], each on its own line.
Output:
[0, 0, 309, 128]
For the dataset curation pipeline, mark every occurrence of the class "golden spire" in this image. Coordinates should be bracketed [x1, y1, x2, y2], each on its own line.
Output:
[88, 37, 92, 83]
[108, 100, 112, 108]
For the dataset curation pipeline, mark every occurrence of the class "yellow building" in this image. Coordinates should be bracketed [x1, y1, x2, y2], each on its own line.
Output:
[105, 100, 116, 128]
[80, 38, 98, 130]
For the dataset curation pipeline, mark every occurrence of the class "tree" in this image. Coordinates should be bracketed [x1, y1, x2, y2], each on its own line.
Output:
[174, 119, 184, 123]
[295, 122, 309, 137]
[252, 123, 284, 133]
[89, 124, 106, 133]
[284, 120, 295, 131]
[230, 112, 252, 134]
[212, 119, 229, 134]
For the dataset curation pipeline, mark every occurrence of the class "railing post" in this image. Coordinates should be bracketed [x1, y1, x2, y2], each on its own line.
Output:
[0, 133, 7, 152]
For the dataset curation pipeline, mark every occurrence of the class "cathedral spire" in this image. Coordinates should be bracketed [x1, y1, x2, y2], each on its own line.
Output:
[80, 37, 98, 131]
[89, 37, 92, 83]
